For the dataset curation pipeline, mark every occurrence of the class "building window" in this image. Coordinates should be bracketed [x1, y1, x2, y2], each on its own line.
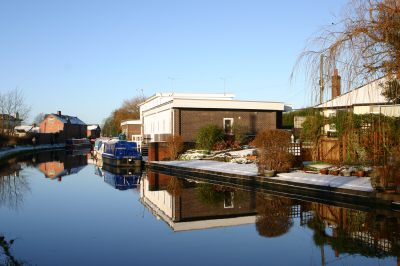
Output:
[224, 191, 234, 208]
[223, 118, 234, 134]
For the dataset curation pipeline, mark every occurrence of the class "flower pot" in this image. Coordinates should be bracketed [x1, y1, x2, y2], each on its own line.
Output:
[330, 170, 339, 176]
[319, 168, 329, 175]
[264, 170, 276, 177]
[356, 170, 365, 177]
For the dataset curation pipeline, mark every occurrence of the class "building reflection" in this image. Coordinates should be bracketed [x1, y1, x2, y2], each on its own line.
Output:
[140, 171, 257, 231]
[306, 202, 400, 262]
[142, 170, 400, 262]
[36, 150, 87, 181]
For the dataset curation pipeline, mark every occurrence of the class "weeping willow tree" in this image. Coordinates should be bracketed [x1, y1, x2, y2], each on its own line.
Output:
[293, 0, 400, 103]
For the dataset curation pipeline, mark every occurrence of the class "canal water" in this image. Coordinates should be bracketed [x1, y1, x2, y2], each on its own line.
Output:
[0, 150, 399, 266]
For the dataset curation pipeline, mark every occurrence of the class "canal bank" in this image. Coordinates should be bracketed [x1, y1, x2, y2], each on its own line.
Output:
[0, 144, 66, 162]
[148, 160, 400, 210]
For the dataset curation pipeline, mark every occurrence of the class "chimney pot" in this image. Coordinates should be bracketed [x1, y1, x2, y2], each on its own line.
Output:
[332, 69, 341, 99]
[57, 111, 61, 116]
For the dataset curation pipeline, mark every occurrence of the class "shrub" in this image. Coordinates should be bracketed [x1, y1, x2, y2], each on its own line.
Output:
[196, 124, 225, 150]
[253, 129, 294, 174]
[166, 135, 184, 160]
[213, 140, 227, 151]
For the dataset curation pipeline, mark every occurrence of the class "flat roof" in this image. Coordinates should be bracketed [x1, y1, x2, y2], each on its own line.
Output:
[121, 120, 141, 126]
[140, 92, 290, 112]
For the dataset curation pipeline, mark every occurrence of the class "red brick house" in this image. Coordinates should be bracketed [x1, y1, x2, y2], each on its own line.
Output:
[39, 111, 87, 140]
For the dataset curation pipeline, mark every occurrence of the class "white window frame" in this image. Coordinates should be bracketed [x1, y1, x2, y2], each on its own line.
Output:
[224, 191, 234, 208]
[223, 118, 234, 134]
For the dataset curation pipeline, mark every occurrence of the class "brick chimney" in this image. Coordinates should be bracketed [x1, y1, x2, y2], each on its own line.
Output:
[332, 69, 341, 99]
[57, 111, 61, 116]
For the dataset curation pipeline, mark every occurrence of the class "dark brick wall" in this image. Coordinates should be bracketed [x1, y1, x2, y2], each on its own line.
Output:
[175, 108, 279, 142]
[122, 124, 141, 140]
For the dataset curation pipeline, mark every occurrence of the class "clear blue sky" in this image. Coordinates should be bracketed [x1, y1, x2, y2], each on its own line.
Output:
[0, 0, 347, 124]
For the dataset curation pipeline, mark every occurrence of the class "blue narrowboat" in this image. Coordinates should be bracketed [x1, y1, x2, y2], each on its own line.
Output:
[102, 140, 142, 167]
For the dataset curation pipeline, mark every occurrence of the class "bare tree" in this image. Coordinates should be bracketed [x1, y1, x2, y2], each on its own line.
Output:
[0, 88, 31, 135]
[32, 112, 45, 125]
[0, 162, 30, 211]
[293, 0, 400, 103]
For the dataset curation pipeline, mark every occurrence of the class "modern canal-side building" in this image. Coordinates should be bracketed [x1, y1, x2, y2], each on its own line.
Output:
[139, 92, 291, 144]
[39, 111, 87, 140]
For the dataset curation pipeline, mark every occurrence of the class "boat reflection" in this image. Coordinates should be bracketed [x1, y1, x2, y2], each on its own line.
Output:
[100, 164, 141, 190]
[141, 170, 400, 260]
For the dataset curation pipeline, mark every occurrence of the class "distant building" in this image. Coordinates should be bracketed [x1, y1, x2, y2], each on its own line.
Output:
[139, 92, 291, 143]
[0, 113, 22, 134]
[14, 125, 40, 137]
[314, 74, 400, 134]
[120, 120, 141, 141]
[87, 124, 101, 139]
[39, 111, 87, 139]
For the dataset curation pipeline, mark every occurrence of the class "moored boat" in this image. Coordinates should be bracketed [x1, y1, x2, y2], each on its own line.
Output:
[93, 138, 112, 160]
[102, 139, 142, 167]
[66, 138, 91, 150]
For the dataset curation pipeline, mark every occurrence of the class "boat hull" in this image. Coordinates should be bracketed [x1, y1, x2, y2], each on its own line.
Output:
[102, 155, 142, 167]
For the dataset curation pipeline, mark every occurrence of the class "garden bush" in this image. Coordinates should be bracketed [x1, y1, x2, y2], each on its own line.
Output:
[196, 124, 225, 150]
[253, 129, 294, 174]
[166, 135, 184, 160]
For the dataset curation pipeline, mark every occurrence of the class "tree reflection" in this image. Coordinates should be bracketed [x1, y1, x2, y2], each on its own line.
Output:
[0, 235, 25, 266]
[255, 195, 293, 238]
[196, 183, 228, 206]
[0, 160, 30, 210]
[307, 204, 400, 258]
[166, 176, 183, 197]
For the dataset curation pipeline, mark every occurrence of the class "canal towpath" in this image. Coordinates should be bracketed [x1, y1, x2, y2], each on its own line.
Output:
[0, 144, 66, 161]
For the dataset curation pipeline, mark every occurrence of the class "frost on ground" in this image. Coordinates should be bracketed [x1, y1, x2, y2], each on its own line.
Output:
[179, 148, 256, 164]
[155, 160, 373, 192]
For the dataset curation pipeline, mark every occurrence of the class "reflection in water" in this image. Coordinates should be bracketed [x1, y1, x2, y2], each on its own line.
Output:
[255, 194, 293, 238]
[307, 203, 400, 260]
[0, 159, 30, 210]
[0, 235, 25, 266]
[140, 172, 256, 231]
[101, 164, 141, 190]
[36, 150, 87, 181]
[142, 170, 400, 261]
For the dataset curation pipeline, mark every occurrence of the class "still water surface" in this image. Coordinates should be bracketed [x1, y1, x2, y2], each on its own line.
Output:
[0, 150, 399, 265]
